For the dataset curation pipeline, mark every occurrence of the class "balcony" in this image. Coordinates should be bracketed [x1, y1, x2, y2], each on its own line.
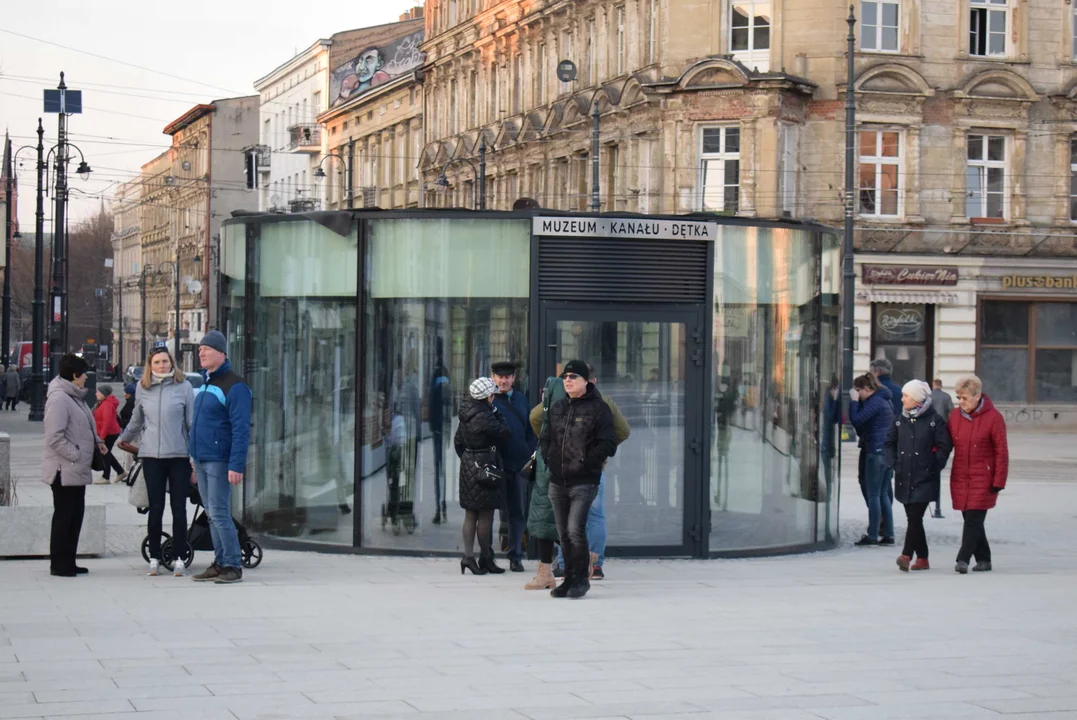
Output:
[287, 124, 321, 152]
[254, 145, 271, 172]
[289, 198, 321, 213]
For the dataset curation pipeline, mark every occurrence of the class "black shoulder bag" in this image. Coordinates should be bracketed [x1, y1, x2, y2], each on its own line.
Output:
[463, 446, 507, 488]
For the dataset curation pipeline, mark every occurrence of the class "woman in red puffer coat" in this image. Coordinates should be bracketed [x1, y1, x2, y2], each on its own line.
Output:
[948, 374, 1008, 575]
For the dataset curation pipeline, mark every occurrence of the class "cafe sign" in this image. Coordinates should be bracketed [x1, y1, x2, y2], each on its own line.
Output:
[1001, 275, 1077, 290]
[863, 265, 959, 286]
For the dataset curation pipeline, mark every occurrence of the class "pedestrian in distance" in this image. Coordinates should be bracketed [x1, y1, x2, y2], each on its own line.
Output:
[850, 372, 895, 547]
[455, 376, 511, 576]
[116, 348, 195, 577]
[948, 374, 1008, 574]
[188, 331, 252, 585]
[41, 354, 108, 577]
[119, 383, 136, 430]
[490, 360, 537, 573]
[885, 380, 952, 572]
[91, 385, 126, 485]
[4, 363, 22, 411]
[931, 379, 955, 422]
[539, 360, 617, 599]
[870, 358, 900, 511]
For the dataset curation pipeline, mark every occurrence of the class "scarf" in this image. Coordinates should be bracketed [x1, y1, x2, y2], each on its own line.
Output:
[960, 397, 985, 422]
[151, 372, 172, 385]
[903, 394, 933, 419]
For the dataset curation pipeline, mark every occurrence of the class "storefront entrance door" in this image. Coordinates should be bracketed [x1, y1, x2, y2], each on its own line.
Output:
[541, 305, 706, 557]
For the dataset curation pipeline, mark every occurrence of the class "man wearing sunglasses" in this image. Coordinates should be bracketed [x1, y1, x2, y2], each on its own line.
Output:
[539, 360, 617, 599]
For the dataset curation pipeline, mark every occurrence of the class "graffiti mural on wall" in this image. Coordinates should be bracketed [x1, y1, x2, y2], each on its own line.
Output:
[330, 31, 425, 108]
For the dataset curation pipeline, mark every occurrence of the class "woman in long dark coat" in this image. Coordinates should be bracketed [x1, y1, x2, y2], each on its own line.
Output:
[885, 380, 952, 572]
[454, 376, 511, 576]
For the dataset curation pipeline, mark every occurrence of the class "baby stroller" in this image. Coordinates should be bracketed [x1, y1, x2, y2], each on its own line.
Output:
[380, 413, 417, 535]
[139, 479, 263, 570]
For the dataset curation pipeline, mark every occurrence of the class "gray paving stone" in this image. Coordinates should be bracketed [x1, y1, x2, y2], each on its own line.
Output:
[0, 700, 133, 719]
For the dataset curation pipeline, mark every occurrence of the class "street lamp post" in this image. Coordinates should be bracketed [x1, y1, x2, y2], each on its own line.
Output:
[29, 120, 47, 421]
[314, 138, 355, 209]
[842, 6, 858, 441]
[434, 137, 488, 210]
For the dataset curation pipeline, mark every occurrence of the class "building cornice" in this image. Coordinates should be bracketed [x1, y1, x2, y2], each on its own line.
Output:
[254, 39, 333, 90]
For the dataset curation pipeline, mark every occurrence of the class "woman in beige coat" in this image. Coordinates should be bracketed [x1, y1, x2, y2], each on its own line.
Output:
[42, 354, 106, 577]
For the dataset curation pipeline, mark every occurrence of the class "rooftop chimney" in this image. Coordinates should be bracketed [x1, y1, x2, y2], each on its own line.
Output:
[400, 6, 423, 21]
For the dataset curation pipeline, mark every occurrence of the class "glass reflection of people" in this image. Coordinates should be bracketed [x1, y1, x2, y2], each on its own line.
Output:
[821, 375, 841, 498]
[389, 364, 421, 519]
[490, 361, 536, 573]
[428, 356, 451, 525]
[713, 373, 738, 506]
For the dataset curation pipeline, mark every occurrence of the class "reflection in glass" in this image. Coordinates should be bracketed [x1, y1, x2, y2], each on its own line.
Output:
[360, 218, 530, 551]
[1034, 350, 1077, 403]
[981, 300, 1029, 345]
[979, 347, 1028, 402]
[712, 226, 821, 551]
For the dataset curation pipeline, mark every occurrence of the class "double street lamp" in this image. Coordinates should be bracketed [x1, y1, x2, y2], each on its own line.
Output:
[314, 138, 355, 210]
[137, 258, 198, 365]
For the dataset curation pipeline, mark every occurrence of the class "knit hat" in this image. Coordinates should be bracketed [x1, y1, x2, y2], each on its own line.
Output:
[469, 377, 497, 400]
[124, 383, 136, 396]
[902, 380, 932, 404]
[199, 330, 227, 355]
[560, 359, 590, 381]
[98, 384, 113, 397]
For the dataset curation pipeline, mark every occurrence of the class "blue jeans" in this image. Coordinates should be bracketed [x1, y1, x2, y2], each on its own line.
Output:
[555, 474, 607, 569]
[194, 460, 242, 569]
[864, 452, 894, 541]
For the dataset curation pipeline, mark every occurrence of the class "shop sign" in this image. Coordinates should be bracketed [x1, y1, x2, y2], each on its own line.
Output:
[877, 307, 924, 337]
[1001, 275, 1077, 290]
[863, 265, 958, 286]
[534, 217, 719, 241]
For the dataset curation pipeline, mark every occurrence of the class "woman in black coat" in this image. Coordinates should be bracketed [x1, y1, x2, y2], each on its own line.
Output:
[885, 380, 953, 572]
[454, 377, 511, 576]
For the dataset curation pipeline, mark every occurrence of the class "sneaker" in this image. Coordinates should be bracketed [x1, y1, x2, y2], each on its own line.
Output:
[113, 472, 127, 485]
[592, 565, 604, 580]
[955, 561, 969, 574]
[896, 555, 911, 572]
[854, 535, 879, 547]
[972, 561, 992, 572]
[214, 567, 243, 584]
[147, 559, 160, 576]
[173, 559, 185, 577]
[192, 563, 221, 582]
[879, 537, 895, 546]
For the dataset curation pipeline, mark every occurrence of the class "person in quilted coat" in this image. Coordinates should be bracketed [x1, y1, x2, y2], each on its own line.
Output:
[454, 377, 511, 576]
[948, 374, 1008, 574]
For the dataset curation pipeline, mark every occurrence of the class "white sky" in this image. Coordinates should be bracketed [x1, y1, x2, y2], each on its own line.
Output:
[1, 0, 424, 229]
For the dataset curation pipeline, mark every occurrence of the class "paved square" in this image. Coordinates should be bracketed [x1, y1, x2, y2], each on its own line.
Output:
[2, 413, 1076, 720]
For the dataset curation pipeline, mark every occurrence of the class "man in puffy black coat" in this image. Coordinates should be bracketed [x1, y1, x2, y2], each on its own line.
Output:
[539, 360, 616, 599]
[885, 380, 953, 571]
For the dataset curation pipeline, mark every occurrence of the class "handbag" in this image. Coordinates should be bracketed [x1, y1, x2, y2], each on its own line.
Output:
[127, 461, 149, 509]
[464, 446, 507, 488]
[91, 444, 107, 472]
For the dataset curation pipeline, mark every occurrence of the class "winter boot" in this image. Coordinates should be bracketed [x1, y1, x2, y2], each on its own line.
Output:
[525, 562, 555, 590]
[896, 555, 911, 572]
[910, 558, 930, 571]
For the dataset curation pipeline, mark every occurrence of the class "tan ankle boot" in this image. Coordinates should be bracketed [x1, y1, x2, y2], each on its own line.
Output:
[525, 562, 555, 590]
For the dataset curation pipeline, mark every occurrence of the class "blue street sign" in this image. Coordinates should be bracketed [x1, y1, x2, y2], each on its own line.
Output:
[154, 340, 167, 349]
[43, 88, 82, 114]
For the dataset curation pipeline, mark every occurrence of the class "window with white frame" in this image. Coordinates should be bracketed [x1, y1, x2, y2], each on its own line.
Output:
[969, 0, 1008, 57]
[861, 1, 900, 53]
[966, 134, 1007, 219]
[699, 126, 740, 213]
[730, 3, 771, 72]
[1069, 138, 1076, 222]
[858, 129, 902, 217]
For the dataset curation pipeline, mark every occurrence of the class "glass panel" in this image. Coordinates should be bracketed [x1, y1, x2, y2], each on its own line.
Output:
[1071, 174, 1077, 221]
[701, 159, 724, 211]
[966, 167, 983, 217]
[361, 218, 531, 551]
[879, 164, 898, 215]
[861, 0, 878, 49]
[988, 9, 1006, 32]
[859, 130, 877, 158]
[988, 28, 1005, 55]
[702, 128, 722, 154]
[880, 188, 899, 216]
[754, 25, 771, 49]
[874, 345, 926, 387]
[1035, 303, 1077, 346]
[986, 189, 1004, 218]
[875, 305, 926, 343]
[553, 320, 686, 546]
[731, 27, 749, 50]
[979, 348, 1028, 402]
[881, 26, 899, 51]
[988, 136, 1005, 162]
[724, 158, 739, 185]
[1034, 349, 1077, 403]
[986, 167, 1004, 193]
[882, 2, 899, 26]
[247, 218, 359, 545]
[724, 185, 740, 213]
[862, 1, 878, 27]
[858, 164, 877, 213]
[881, 132, 899, 157]
[819, 231, 841, 543]
[968, 135, 983, 161]
[712, 226, 819, 551]
[981, 301, 1029, 345]
[732, 6, 750, 27]
[1071, 138, 1077, 165]
[725, 128, 741, 153]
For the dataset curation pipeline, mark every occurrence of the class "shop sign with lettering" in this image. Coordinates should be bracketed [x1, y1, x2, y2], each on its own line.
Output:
[862, 265, 959, 286]
[1001, 275, 1077, 290]
[877, 307, 924, 337]
[533, 217, 719, 241]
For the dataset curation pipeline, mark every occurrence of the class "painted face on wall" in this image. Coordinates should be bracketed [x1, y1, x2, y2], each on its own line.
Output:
[356, 49, 383, 82]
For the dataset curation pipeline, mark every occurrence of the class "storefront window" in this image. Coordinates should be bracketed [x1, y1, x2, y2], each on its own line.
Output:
[361, 218, 530, 551]
[872, 304, 931, 385]
[712, 225, 821, 551]
[978, 300, 1077, 404]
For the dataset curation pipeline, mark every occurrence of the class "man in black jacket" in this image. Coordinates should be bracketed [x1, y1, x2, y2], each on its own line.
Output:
[539, 359, 617, 599]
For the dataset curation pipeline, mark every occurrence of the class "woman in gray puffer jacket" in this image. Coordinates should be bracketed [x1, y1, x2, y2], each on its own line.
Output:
[42, 354, 106, 577]
[117, 348, 194, 575]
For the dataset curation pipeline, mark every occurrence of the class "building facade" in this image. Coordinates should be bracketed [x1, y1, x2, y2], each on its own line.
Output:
[319, 11, 426, 210]
[420, 0, 1077, 423]
[110, 178, 142, 372]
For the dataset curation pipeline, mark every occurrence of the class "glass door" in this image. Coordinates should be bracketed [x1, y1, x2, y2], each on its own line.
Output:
[542, 305, 706, 556]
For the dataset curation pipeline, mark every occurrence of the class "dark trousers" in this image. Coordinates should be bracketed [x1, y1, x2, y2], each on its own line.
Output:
[548, 481, 598, 581]
[535, 537, 555, 564]
[102, 434, 125, 480]
[902, 502, 930, 559]
[858, 447, 867, 501]
[432, 430, 445, 509]
[957, 509, 991, 564]
[505, 470, 527, 561]
[50, 474, 85, 572]
[143, 457, 191, 561]
[5, 396, 17, 411]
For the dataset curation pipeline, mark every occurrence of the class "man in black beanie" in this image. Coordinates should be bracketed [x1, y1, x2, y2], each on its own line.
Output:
[539, 359, 616, 599]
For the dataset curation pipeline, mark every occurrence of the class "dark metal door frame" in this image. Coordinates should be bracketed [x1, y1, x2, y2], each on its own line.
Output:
[538, 301, 708, 558]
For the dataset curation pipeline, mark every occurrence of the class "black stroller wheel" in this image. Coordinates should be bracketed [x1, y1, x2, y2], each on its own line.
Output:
[141, 533, 171, 564]
[242, 539, 263, 569]
[404, 514, 416, 535]
[161, 538, 194, 568]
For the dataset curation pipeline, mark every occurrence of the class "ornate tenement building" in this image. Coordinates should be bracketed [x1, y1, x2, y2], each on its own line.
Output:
[419, 0, 1077, 422]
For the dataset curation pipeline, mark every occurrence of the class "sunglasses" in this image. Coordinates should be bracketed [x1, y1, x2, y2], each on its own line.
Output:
[561, 373, 582, 381]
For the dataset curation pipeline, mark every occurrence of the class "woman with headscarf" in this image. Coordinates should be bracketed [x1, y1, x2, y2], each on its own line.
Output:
[948, 374, 1008, 574]
[454, 376, 511, 575]
[885, 380, 952, 571]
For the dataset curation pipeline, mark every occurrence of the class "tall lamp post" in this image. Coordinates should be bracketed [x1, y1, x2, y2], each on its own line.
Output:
[5, 140, 40, 368]
[314, 138, 356, 209]
[842, 6, 858, 434]
[433, 137, 488, 210]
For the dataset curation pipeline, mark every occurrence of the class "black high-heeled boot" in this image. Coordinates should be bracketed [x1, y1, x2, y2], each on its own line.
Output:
[460, 556, 487, 575]
[478, 553, 505, 574]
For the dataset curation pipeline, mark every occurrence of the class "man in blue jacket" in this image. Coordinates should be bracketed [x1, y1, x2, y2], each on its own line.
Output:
[189, 331, 252, 584]
[491, 361, 536, 573]
[871, 358, 903, 416]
